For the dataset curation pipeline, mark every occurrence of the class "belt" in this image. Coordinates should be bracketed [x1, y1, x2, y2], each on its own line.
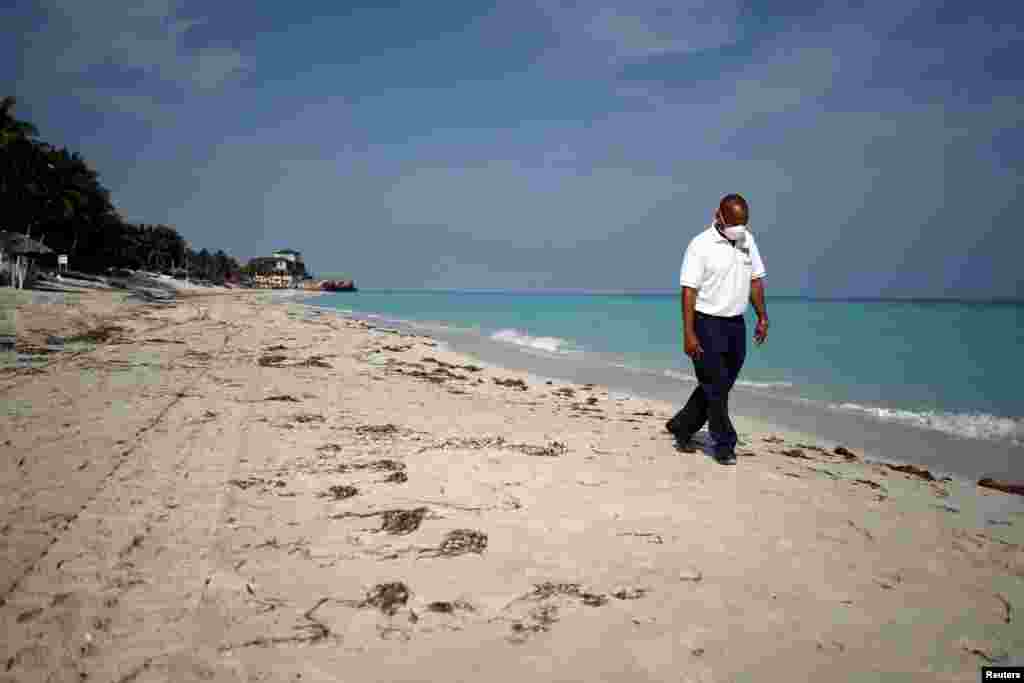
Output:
[695, 311, 745, 321]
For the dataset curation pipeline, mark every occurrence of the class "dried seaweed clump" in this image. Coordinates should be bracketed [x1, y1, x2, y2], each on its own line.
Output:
[518, 441, 568, 458]
[420, 529, 488, 558]
[355, 423, 399, 437]
[522, 582, 612, 607]
[264, 394, 300, 402]
[319, 485, 359, 501]
[67, 325, 125, 344]
[886, 463, 937, 481]
[510, 605, 559, 638]
[380, 508, 428, 535]
[493, 377, 528, 391]
[370, 459, 405, 472]
[528, 582, 582, 600]
[612, 587, 648, 600]
[426, 599, 474, 614]
[362, 582, 410, 616]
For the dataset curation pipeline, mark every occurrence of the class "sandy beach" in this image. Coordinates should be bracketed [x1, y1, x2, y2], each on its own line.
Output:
[2, 288, 1022, 682]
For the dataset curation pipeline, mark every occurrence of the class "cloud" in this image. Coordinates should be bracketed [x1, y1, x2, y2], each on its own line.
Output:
[189, 47, 247, 90]
[21, 0, 248, 121]
[73, 90, 174, 124]
[533, 0, 742, 71]
[582, 4, 739, 60]
[385, 162, 683, 246]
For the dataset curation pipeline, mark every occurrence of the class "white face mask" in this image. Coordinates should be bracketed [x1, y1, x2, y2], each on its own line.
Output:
[715, 212, 747, 241]
[722, 224, 746, 241]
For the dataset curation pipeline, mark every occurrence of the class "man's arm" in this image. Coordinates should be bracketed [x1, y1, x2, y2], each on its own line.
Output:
[679, 239, 704, 358]
[750, 278, 767, 319]
[750, 278, 768, 344]
[681, 286, 702, 358]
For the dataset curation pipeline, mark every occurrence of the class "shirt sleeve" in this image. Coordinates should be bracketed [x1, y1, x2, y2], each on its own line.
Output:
[749, 235, 766, 280]
[679, 240, 704, 289]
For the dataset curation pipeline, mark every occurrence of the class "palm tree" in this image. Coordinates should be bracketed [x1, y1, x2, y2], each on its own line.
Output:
[0, 96, 39, 147]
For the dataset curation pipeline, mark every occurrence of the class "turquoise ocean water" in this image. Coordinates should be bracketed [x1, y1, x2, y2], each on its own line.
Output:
[313, 290, 1023, 448]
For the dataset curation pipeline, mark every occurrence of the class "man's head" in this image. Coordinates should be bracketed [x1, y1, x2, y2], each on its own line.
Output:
[716, 194, 749, 227]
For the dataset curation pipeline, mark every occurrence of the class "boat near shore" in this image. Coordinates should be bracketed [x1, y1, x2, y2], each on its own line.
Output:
[319, 279, 357, 292]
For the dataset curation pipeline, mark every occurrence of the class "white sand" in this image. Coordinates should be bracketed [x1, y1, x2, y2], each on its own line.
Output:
[1, 291, 1022, 682]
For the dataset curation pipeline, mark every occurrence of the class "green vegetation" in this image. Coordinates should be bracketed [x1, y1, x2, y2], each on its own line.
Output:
[0, 96, 243, 284]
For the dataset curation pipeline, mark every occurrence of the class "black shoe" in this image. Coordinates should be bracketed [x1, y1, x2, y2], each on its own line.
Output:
[666, 419, 691, 439]
[673, 436, 697, 454]
[714, 450, 737, 466]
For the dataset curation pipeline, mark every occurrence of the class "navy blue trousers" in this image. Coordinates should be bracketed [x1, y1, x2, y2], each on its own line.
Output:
[668, 312, 747, 453]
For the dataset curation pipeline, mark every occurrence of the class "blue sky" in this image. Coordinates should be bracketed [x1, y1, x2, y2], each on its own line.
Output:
[2, 0, 1022, 297]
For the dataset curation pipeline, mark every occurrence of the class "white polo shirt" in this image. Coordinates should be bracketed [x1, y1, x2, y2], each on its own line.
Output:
[679, 225, 766, 317]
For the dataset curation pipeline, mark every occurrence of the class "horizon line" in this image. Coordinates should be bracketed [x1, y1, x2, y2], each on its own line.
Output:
[319, 287, 1023, 303]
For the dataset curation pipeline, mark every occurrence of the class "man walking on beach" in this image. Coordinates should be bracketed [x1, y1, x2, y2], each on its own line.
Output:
[666, 194, 768, 465]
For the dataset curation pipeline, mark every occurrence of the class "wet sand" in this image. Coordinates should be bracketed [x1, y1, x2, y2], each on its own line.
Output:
[1, 289, 1022, 682]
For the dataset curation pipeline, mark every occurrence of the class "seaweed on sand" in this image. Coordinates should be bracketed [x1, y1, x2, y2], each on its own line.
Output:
[67, 324, 126, 344]
[886, 463, 937, 481]
[355, 423, 399, 437]
[517, 441, 568, 458]
[422, 435, 567, 458]
[834, 446, 858, 460]
[258, 354, 289, 367]
[319, 485, 359, 501]
[331, 507, 429, 534]
[380, 508, 428, 534]
[527, 582, 582, 600]
[419, 529, 488, 558]
[362, 582, 410, 616]
[426, 600, 474, 614]
[493, 377, 528, 391]
[510, 605, 559, 638]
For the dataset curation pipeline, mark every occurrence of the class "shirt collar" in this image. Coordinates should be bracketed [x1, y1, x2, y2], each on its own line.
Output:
[707, 224, 749, 248]
[708, 224, 733, 243]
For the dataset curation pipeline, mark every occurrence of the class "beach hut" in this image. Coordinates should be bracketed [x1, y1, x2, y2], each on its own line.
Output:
[0, 231, 54, 289]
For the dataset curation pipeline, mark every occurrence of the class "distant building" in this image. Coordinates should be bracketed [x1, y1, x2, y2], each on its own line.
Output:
[248, 249, 311, 288]
[248, 256, 295, 288]
[272, 249, 302, 264]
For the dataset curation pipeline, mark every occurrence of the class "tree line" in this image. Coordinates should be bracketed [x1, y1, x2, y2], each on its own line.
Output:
[1, 96, 245, 284]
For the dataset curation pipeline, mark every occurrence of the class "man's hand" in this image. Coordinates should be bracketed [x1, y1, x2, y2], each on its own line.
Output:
[685, 335, 704, 359]
[754, 318, 769, 345]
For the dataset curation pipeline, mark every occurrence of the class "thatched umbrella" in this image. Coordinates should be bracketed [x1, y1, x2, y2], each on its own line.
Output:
[0, 231, 54, 289]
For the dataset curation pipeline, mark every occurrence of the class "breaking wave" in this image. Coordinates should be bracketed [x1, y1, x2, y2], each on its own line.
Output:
[831, 403, 1023, 446]
[490, 328, 575, 354]
[662, 369, 795, 390]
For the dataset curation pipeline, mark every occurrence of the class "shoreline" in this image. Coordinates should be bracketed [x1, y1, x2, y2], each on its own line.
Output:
[299, 296, 1024, 483]
[1, 289, 1022, 680]
[291, 299, 1024, 524]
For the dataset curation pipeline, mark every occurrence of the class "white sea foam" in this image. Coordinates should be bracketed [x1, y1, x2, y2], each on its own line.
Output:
[662, 369, 794, 390]
[661, 368, 1022, 444]
[831, 403, 1023, 445]
[490, 328, 574, 354]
